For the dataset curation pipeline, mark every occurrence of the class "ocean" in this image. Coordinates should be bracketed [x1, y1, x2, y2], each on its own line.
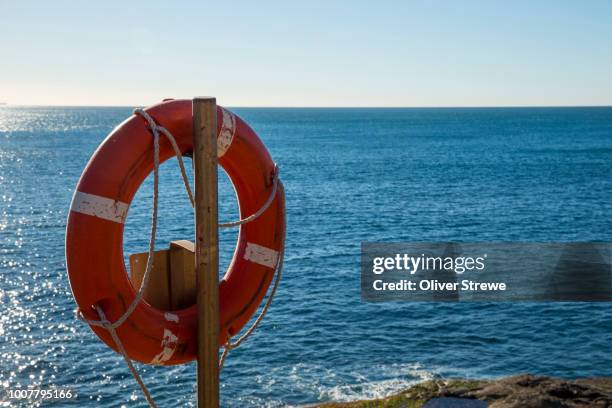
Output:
[0, 106, 611, 407]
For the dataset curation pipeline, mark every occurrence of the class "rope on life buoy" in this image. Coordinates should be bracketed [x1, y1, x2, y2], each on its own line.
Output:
[75, 108, 285, 407]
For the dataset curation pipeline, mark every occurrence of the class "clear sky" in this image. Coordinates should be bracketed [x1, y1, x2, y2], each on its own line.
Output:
[1, 1, 611, 107]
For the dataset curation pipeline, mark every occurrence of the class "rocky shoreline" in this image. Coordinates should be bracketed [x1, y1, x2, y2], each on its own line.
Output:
[313, 375, 612, 408]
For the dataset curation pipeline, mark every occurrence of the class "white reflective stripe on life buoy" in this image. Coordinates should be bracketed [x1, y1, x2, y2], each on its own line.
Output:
[150, 328, 179, 365]
[217, 107, 236, 157]
[244, 242, 279, 268]
[70, 191, 129, 224]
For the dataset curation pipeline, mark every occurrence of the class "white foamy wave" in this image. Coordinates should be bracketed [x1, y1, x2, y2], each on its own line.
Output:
[316, 363, 434, 403]
[254, 362, 435, 406]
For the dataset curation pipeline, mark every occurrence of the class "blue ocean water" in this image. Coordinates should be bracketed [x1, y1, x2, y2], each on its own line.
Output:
[0, 106, 611, 407]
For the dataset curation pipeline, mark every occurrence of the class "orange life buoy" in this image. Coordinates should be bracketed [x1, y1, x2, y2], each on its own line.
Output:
[65, 99, 286, 365]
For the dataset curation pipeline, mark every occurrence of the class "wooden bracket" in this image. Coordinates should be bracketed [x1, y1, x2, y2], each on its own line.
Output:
[129, 240, 196, 310]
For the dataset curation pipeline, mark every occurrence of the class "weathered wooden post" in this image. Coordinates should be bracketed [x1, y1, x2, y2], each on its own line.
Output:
[193, 97, 219, 408]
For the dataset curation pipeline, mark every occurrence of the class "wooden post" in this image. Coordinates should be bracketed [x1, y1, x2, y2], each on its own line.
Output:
[193, 97, 219, 408]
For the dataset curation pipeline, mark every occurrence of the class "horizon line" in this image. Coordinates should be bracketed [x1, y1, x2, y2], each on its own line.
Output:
[2, 103, 612, 109]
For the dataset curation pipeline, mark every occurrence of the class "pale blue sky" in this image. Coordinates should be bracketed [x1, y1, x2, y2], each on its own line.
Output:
[1, 1, 611, 106]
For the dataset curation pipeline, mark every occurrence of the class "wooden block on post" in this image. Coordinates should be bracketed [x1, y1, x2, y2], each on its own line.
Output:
[129, 240, 196, 311]
[169, 240, 196, 310]
[129, 250, 171, 310]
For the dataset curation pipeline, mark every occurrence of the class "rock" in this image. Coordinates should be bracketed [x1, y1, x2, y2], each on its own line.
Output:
[423, 397, 488, 407]
[312, 375, 612, 408]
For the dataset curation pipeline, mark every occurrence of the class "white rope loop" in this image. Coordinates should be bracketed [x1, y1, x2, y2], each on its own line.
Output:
[74, 107, 284, 407]
[134, 108, 195, 207]
[77, 109, 162, 332]
[218, 208, 285, 369]
[77, 109, 162, 331]
[220, 164, 279, 228]
[95, 306, 158, 408]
